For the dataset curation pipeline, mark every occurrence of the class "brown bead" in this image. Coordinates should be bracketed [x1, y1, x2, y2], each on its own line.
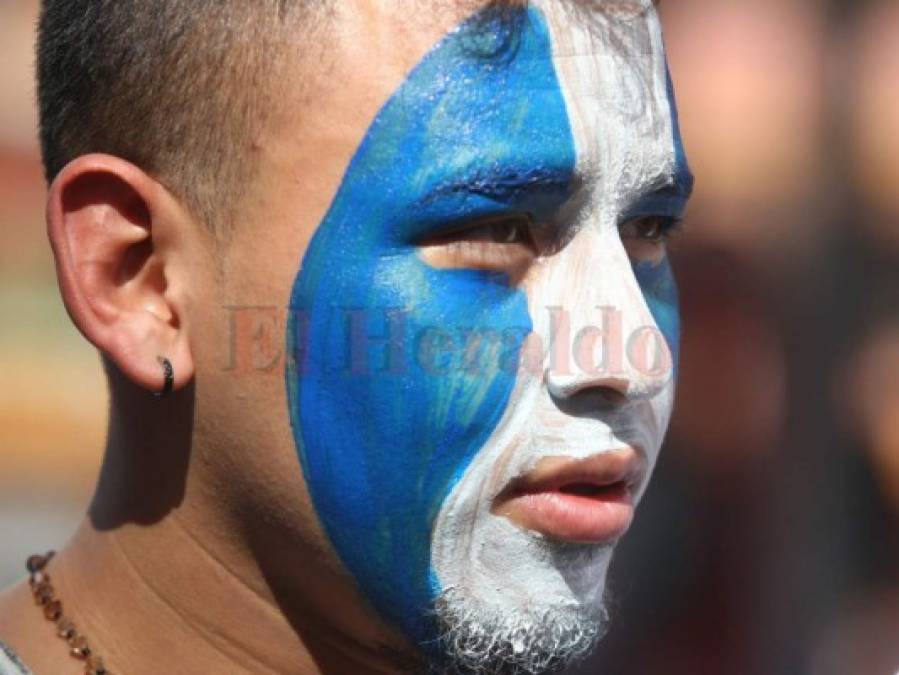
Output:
[43, 599, 63, 621]
[34, 583, 55, 606]
[85, 654, 106, 675]
[70, 635, 92, 660]
[26, 554, 47, 573]
[57, 617, 77, 640]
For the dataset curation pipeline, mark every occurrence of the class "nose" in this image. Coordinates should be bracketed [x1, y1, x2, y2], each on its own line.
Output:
[546, 371, 630, 404]
[533, 227, 674, 407]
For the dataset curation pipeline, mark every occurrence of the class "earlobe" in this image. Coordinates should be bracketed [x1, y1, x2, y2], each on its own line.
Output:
[47, 154, 195, 395]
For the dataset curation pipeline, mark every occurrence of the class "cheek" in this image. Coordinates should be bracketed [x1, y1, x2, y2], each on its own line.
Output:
[287, 240, 531, 639]
[634, 258, 681, 367]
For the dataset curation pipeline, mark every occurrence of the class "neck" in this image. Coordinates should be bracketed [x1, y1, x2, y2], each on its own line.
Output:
[8, 382, 418, 675]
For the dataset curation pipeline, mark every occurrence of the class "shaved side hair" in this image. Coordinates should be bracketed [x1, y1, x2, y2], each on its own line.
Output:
[36, 1, 327, 229]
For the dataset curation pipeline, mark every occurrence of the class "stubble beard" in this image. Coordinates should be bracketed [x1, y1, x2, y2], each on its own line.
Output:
[429, 544, 614, 675]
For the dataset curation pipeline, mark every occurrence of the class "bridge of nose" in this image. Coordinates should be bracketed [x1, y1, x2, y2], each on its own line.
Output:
[523, 1, 681, 399]
[526, 225, 671, 397]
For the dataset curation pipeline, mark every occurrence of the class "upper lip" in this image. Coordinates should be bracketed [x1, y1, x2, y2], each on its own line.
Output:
[501, 447, 646, 498]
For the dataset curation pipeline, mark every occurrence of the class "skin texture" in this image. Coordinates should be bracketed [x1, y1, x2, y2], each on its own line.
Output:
[0, 1, 690, 673]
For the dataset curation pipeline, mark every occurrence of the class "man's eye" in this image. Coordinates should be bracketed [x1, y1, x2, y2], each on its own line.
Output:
[418, 214, 537, 280]
[619, 215, 682, 265]
[619, 216, 682, 243]
[450, 215, 533, 245]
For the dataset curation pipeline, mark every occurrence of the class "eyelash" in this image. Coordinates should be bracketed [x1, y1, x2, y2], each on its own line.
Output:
[620, 215, 683, 243]
[436, 214, 682, 246]
[432, 214, 534, 245]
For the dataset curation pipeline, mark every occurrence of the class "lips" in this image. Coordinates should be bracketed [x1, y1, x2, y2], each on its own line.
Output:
[492, 448, 645, 544]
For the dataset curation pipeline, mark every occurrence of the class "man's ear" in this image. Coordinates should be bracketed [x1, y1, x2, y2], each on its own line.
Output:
[47, 154, 195, 395]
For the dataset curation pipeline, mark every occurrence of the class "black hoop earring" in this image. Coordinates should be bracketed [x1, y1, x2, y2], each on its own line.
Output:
[155, 357, 174, 399]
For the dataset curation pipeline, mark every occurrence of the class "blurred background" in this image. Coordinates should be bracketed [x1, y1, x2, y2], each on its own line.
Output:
[1, 0, 897, 673]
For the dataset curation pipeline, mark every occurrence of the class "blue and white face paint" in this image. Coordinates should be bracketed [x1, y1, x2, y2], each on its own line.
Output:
[286, 0, 691, 661]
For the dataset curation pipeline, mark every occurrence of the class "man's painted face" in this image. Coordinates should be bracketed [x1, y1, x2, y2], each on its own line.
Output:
[286, 0, 691, 663]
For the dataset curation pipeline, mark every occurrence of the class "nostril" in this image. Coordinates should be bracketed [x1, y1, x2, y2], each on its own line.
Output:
[592, 387, 629, 409]
[548, 383, 630, 417]
[545, 371, 631, 401]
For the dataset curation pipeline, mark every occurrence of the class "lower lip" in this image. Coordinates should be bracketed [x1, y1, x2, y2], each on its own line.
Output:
[498, 485, 635, 544]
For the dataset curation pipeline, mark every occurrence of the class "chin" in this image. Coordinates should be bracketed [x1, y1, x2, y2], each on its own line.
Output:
[432, 480, 617, 674]
[431, 521, 613, 674]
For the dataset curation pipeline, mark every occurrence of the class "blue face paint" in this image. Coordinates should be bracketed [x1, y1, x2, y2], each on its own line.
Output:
[666, 65, 694, 208]
[631, 65, 691, 367]
[633, 259, 680, 366]
[286, 7, 576, 644]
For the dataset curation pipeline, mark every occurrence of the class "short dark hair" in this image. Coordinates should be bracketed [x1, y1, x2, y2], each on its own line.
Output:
[36, 1, 323, 229]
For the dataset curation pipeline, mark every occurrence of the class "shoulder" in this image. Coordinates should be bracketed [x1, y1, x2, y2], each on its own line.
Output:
[0, 642, 31, 675]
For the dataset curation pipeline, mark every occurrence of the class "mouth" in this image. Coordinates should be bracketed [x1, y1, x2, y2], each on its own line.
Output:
[492, 448, 645, 544]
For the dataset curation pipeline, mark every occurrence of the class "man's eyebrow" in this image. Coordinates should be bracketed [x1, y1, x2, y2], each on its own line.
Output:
[414, 160, 694, 216]
[624, 164, 695, 220]
[419, 164, 577, 205]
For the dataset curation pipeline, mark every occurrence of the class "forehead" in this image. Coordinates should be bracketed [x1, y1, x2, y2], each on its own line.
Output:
[403, 0, 691, 195]
[534, 0, 686, 211]
[399, 0, 687, 218]
[259, 1, 686, 232]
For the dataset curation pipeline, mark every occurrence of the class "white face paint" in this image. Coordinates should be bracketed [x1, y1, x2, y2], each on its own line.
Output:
[432, 0, 682, 646]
